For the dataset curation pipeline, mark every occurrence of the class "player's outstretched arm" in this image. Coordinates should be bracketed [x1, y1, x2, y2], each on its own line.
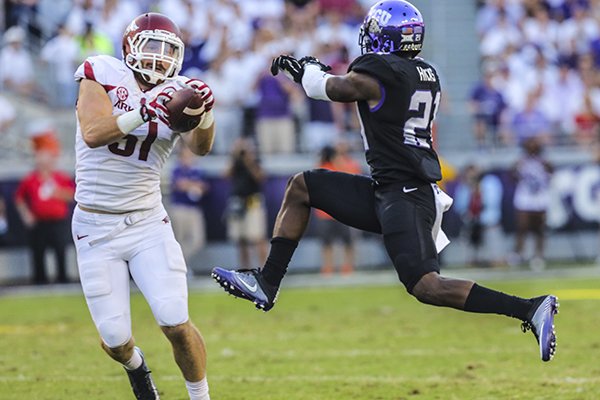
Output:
[77, 79, 126, 148]
[181, 120, 215, 156]
[177, 79, 216, 156]
[324, 71, 381, 104]
[270, 54, 381, 105]
[77, 79, 158, 148]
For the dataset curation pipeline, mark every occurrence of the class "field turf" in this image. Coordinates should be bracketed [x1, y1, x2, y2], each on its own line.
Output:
[1, 275, 599, 399]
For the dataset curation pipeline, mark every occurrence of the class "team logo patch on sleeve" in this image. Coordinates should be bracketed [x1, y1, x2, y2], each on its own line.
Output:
[114, 87, 133, 111]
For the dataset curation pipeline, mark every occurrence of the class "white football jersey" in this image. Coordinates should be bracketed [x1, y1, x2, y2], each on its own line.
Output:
[74, 55, 192, 213]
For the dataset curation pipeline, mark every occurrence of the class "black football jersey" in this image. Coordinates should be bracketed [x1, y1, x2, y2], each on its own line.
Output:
[348, 53, 442, 184]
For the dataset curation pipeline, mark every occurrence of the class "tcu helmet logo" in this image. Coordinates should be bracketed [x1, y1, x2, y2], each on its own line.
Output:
[114, 86, 133, 111]
[371, 9, 392, 25]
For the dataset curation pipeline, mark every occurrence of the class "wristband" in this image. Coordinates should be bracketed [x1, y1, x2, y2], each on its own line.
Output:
[116, 108, 146, 135]
[301, 64, 332, 101]
[196, 110, 214, 130]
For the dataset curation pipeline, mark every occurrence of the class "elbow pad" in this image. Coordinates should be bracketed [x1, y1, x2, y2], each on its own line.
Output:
[301, 64, 332, 101]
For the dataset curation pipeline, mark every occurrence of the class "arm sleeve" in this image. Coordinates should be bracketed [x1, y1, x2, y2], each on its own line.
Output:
[74, 56, 104, 83]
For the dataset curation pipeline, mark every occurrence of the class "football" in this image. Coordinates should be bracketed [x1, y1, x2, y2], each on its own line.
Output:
[164, 87, 205, 132]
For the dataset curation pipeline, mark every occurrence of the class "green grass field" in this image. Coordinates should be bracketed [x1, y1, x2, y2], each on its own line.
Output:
[1, 275, 599, 400]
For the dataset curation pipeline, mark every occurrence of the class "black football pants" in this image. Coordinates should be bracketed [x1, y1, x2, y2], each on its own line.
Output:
[304, 169, 439, 292]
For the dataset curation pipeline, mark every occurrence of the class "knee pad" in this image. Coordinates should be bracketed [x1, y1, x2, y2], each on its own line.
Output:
[98, 314, 131, 348]
[154, 297, 189, 327]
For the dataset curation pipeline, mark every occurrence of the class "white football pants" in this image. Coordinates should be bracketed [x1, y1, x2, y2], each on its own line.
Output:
[72, 204, 189, 348]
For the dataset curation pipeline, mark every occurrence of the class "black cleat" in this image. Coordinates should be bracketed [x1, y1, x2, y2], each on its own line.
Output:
[125, 347, 160, 399]
[211, 267, 279, 311]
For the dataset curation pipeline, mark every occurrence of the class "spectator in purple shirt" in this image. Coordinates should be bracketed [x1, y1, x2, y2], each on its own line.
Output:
[169, 145, 209, 270]
[302, 97, 339, 152]
[254, 72, 299, 154]
[469, 64, 506, 149]
[503, 88, 553, 146]
[590, 37, 600, 68]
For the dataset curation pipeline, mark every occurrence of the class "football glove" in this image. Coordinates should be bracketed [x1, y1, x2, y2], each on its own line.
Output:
[271, 55, 332, 84]
[138, 98, 157, 122]
[298, 56, 332, 73]
[148, 86, 176, 126]
[270, 55, 304, 83]
[176, 79, 215, 115]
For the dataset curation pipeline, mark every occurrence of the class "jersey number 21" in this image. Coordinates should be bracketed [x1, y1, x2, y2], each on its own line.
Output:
[404, 90, 441, 147]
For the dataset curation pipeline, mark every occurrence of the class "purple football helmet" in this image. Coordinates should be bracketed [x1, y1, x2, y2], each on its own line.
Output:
[359, 0, 425, 55]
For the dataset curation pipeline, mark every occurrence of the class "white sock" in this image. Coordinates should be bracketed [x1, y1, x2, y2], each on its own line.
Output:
[123, 347, 143, 370]
[185, 378, 210, 400]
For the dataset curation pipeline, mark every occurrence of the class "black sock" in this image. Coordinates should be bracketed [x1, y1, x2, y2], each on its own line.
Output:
[464, 283, 533, 320]
[261, 237, 298, 287]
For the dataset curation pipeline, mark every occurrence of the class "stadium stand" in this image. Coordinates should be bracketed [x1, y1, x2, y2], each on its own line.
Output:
[0, 0, 598, 284]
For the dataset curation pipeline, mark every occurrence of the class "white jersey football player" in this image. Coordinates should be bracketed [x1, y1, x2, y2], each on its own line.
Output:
[72, 13, 214, 400]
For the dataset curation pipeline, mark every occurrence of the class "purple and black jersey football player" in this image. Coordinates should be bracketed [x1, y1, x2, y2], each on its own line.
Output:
[212, 0, 559, 364]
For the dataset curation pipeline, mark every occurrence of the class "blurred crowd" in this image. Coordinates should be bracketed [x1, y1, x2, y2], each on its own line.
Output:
[471, 0, 600, 150]
[3, 0, 600, 155]
[0, 0, 376, 155]
[452, 136, 557, 270]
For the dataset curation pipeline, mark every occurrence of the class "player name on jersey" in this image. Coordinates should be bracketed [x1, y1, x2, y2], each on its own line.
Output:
[417, 66, 436, 82]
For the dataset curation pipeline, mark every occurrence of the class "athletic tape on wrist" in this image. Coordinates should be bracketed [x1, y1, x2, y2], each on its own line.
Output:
[301, 64, 332, 101]
[116, 108, 146, 135]
[196, 110, 214, 130]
